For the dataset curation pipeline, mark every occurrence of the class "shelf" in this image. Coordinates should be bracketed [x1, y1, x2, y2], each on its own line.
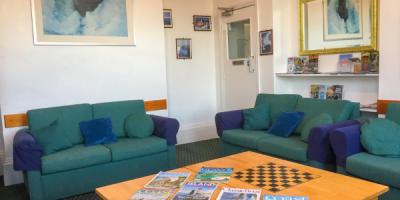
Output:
[276, 73, 379, 77]
[361, 108, 378, 113]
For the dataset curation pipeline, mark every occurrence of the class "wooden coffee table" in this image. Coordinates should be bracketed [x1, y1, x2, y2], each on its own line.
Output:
[96, 151, 388, 200]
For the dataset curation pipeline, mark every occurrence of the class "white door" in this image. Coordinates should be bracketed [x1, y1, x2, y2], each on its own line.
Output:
[220, 5, 259, 111]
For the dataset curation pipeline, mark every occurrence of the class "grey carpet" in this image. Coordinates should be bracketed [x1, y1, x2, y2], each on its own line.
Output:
[0, 138, 220, 200]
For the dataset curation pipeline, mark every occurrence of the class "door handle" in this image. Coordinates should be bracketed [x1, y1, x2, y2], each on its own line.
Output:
[246, 57, 255, 73]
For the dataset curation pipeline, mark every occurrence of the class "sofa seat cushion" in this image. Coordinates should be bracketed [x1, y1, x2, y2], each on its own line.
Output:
[221, 129, 272, 149]
[347, 152, 400, 188]
[42, 144, 111, 175]
[257, 135, 308, 162]
[104, 137, 167, 161]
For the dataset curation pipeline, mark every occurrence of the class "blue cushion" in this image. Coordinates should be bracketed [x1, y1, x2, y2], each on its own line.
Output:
[268, 112, 305, 137]
[79, 118, 117, 146]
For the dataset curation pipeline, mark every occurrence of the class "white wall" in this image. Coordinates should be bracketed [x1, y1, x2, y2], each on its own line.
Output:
[0, 0, 168, 185]
[379, 0, 400, 100]
[163, 0, 218, 144]
[273, 0, 379, 105]
[257, 0, 274, 93]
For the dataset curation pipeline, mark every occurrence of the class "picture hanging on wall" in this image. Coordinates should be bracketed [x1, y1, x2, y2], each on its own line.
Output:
[31, 0, 135, 46]
[193, 15, 212, 31]
[164, 9, 173, 28]
[323, 0, 363, 41]
[176, 38, 192, 59]
[259, 29, 273, 55]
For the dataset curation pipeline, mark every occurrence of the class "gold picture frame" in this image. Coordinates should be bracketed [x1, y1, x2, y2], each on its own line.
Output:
[299, 0, 379, 55]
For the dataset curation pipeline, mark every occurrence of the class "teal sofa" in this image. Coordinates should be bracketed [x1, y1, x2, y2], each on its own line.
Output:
[215, 94, 360, 169]
[330, 102, 400, 200]
[13, 100, 179, 200]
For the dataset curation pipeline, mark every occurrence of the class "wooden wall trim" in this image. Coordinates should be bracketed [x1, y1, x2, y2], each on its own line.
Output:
[377, 100, 400, 114]
[3, 99, 167, 128]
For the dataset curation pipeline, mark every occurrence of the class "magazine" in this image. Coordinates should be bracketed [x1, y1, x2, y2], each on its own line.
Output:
[310, 84, 326, 100]
[145, 172, 190, 189]
[287, 57, 297, 73]
[304, 55, 318, 73]
[263, 195, 308, 200]
[173, 182, 218, 200]
[130, 188, 173, 200]
[216, 188, 261, 200]
[287, 57, 305, 73]
[337, 54, 353, 73]
[361, 52, 370, 72]
[195, 167, 233, 182]
[326, 85, 343, 100]
[369, 51, 379, 72]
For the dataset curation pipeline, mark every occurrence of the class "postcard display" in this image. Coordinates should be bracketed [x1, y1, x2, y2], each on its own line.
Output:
[130, 166, 309, 200]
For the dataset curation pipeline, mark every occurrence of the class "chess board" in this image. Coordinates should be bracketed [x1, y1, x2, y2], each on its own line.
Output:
[233, 162, 320, 193]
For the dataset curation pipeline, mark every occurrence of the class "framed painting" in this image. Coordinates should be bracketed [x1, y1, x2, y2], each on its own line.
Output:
[259, 30, 273, 55]
[323, 0, 363, 41]
[31, 0, 135, 45]
[164, 9, 173, 28]
[176, 38, 192, 59]
[193, 15, 212, 31]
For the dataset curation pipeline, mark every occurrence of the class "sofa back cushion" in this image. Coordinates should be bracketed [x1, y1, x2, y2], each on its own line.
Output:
[92, 100, 146, 137]
[255, 94, 301, 122]
[28, 104, 92, 145]
[361, 118, 400, 157]
[386, 102, 400, 124]
[294, 98, 353, 133]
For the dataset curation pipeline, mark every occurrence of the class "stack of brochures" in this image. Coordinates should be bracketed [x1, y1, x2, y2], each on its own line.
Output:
[130, 168, 308, 200]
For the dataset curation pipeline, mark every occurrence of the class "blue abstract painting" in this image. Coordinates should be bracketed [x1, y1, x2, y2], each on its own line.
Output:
[324, 0, 363, 40]
[41, 0, 128, 37]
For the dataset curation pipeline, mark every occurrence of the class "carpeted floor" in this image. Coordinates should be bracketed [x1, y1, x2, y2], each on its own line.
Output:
[0, 138, 221, 200]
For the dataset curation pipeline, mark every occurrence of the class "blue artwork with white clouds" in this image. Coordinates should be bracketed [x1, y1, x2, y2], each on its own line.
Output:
[327, 0, 361, 35]
[41, 0, 128, 37]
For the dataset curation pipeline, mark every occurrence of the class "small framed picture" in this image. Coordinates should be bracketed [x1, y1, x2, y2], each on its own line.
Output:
[193, 15, 212, 31]
[259, 30, 273, 55]
[164, 9, 173, 28]
[176, 38, 192, 59]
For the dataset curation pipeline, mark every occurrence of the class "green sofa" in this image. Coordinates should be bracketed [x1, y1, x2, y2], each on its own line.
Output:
[215, 94, 360, 169]
[13, 100, 179, 200]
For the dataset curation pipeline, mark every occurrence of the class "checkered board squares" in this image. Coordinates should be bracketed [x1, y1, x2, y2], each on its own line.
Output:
[233, 162, 320, 193]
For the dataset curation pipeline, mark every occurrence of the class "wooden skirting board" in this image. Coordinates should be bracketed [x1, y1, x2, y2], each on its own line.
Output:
[377, 100, 400, 114]
[3, 99, 167, 129]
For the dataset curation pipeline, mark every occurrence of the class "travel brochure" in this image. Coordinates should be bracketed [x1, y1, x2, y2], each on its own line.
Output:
[310, 84, 343, 100]
[287, 55, 318, 74]
[144, 172, 190, 189]
[173, 182, 218, 200]
[195, 167, 233, 182]
[131, 169, 309, 200]
[216, 188, 261, 200]
[130, 188, 173, 200]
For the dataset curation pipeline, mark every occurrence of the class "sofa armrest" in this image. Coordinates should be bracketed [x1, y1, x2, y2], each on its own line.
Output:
[329, 124, 364, 168]
[151, 115, 179, 146]
[307, 120, 360, 164]
[215, 110, 244, 137]
[13, 129, 43, 171]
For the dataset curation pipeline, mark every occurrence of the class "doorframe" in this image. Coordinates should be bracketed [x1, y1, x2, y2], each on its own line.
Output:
[215, 1, 260, 112]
